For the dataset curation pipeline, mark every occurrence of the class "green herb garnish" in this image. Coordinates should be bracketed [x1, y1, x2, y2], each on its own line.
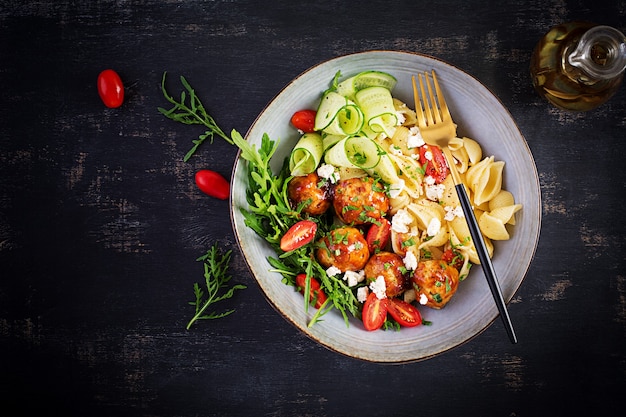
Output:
[186, 243, 247, 329]
[158, 72, 233, 161]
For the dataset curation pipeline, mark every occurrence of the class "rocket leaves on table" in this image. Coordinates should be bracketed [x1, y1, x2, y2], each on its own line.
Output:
[158, 71, 234, 161]
[186, 243, 247, 330]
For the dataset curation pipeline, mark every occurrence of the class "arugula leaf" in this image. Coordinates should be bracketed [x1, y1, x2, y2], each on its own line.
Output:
[158, 72, 234, 161]
[186, 243, 247, 329]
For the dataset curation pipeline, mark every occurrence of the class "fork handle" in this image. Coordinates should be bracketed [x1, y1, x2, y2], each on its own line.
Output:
[455, 183, 518, 344]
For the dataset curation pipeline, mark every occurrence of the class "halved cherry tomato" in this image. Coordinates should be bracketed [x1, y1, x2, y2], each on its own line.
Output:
[195, 169, 230, 200]
[419, 144, 448, 183]
[442, 248, 464, 270]
[295, 273, 327, 309]
[290, 109, 317, 133]
[387, 298, 422, 328]
[280, 220, 317, 252]
[366, 218, 391, 254]
[97, 69, 124, 108]
[362, 292, 389, 331]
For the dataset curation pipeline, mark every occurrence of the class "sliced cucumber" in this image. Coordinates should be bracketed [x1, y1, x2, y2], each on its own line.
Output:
[322, 134, 344, 151]
[355, 86, 398, 137]
[289, 133, 324, 176]
[314, 91, 364, 135]
[324, 136, 381, 170]
[336, 71, 397, 99]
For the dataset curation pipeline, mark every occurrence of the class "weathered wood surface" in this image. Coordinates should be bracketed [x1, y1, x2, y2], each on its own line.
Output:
[1, 1, 625, 416]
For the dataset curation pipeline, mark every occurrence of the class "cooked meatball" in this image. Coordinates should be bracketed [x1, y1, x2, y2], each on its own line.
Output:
[288, 173, 331, 216]
[333, 177, 389, 225]
[364, 251, 408, 298]
[315, 227, 369, 272]
[411, 260, 459, 309]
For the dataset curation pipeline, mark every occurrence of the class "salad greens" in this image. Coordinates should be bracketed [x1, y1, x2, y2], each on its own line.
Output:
[160, 72, 360, 327]
[158, 72, 233, 161]
[187, 243, 247, 330]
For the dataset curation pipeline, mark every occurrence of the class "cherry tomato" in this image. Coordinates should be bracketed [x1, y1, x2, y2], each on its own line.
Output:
[387, 298, 422, 328]
[361, 292, 389, 331]
[366, 218, 391, 254]
[195, 169, 230, 200]
[290, 109, 317, 133]
[419, 144, 448, 183]
[280, 220, 317, 252]
[97, 69, 124, 108]
[295, 273, 327, 309]
[442, 248, 464, 270]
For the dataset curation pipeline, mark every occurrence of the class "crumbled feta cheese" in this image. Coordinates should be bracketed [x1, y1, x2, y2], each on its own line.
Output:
[326, 266, 341, 277]
[357, 286, 369, 303]
[427, 217, 441, 237]
[419, 293, 429, 305]
[388, 179, 405, 199]
[344, 270, 365, 287]
[425, 183, 445, 201]
[369, 275, 387, 299]
[407, 127, 425, 148]
[391, 208, 413, 233]
[424, 150, 433, 161]
[424, 175, 436, 186]
[444, 205, 464, 221]
[317, 163, 339, 184]
[396, 111, 406, 125]
[403, 250, 418, 271]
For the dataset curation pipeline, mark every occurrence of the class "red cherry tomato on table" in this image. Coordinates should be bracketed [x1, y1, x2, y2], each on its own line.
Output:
[361, 292, 389, 331]
[280, 220, 317, 252]
[195, 169, 230, 200]
[290, 109, 317, 133]
[419, 144, 448, 183]
[97, 69, 124, 108]
[366, 218, 391, 254]
[295, 273, 328, 309]
[387, 298, 422, 328]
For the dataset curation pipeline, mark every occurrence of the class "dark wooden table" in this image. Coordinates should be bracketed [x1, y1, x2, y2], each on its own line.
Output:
[2, 1, 625, 416]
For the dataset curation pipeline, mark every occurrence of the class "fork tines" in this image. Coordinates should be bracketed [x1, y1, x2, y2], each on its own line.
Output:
[412, 70, 450, 127]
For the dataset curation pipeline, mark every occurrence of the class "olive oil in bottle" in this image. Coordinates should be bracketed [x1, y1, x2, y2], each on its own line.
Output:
[530, 21, 626, 111]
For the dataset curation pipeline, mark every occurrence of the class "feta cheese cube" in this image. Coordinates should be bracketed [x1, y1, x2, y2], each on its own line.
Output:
[391, 208, 413, 233]
[369, 275, 387, 299]
[403, 250, 418, 271]
[427, 217, 441, 237]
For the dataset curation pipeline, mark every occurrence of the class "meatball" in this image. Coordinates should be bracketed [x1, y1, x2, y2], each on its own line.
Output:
[364, 251, 409, 298]
[411, 260, 459, 309]
[333, 177, 389, 225]
[315, 227, 369, 272]
[288, 173, 331, 216]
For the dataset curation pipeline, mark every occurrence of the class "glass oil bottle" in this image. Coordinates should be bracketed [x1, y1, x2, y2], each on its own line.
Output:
[530, 21, 626, 111]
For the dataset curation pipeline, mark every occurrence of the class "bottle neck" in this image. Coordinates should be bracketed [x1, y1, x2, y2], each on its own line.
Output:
[567, 25, 626, 81]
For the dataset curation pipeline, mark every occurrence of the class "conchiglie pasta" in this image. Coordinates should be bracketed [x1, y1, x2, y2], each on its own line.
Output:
[393, 98, 417, 126]
[466, 156, 504, 206]
[462, 137, 482, 164]
[490, 204, 522, 226]
[489, 189, 515, 211]
[478, 211, 510, 240]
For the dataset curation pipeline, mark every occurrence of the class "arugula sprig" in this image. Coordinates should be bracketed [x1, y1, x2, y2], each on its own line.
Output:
[231, 130, 296, 244]
[187, 243, 247, 330]
[158, 71, 234, 161]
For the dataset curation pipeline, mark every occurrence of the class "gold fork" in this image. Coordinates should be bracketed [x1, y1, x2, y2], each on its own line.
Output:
[412, 71, 517, 344]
